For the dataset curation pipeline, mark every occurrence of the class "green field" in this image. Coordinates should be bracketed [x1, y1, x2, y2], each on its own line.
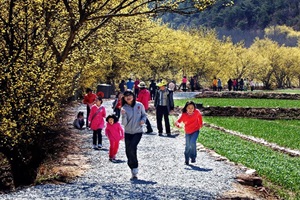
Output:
[204, 117, 300, 150]
[175, 98, 300, 108]
[199, 127, 300, 200]
[174, 96, 300, 199]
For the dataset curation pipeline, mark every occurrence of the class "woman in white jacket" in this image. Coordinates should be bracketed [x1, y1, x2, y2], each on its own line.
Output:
[121, 90, 147, 180]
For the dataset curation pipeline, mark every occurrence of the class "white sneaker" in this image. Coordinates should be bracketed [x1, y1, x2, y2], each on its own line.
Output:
[92, 145, 98, 149]
[131, 168, 138, 180]
[98, 144, 102, 149]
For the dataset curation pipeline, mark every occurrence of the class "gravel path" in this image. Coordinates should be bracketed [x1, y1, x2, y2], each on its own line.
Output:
[0, 99, 245, 200]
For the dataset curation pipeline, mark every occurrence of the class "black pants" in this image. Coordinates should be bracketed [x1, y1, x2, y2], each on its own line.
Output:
[125, 133, 143, 169]
[93, 129, 102, 146]
[146, 118, 153, 132]
[156, 105, 171, 134]
[86, 105, 91, 127]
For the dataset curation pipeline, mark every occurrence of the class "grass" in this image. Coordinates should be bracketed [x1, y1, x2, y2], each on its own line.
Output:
[175, 98, 300, 108]
[199, 127, 300, 200]
[203, 117, 300, 150]
[260, 89, 300, 94]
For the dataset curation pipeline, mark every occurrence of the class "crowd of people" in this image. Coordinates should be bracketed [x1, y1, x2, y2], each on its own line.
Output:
[214, 77, 256, 92]
[76, 78, 204, 180]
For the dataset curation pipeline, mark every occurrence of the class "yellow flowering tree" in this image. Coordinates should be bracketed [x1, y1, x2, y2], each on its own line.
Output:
[1, 0, 221, 188]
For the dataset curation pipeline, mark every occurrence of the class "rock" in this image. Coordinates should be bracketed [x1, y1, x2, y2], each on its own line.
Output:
[236, 174, 263, 187]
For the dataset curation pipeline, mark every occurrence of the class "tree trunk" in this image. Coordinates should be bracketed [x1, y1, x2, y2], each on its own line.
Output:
[5, 145, 43, 188]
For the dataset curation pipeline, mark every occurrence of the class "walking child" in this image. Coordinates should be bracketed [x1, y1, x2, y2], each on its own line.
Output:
[88, 96, 106, 150]
[121, 90, 147, 180]
[105, 114, 124, 163]
[175, 101, 203, 165]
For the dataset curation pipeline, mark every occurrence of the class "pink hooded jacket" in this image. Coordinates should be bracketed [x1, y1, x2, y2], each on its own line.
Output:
[88, 105, 106, 130]
[105, 122, 124, 142]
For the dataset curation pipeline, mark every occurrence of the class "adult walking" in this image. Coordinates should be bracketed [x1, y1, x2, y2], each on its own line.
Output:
[149, 80, 157, 100]
[83, 88, 97, 128]
[137, 81, 153, 133]
[121, 90, 147, 180]
[119, 80, 126, 93]
[154, 80, 174, 137]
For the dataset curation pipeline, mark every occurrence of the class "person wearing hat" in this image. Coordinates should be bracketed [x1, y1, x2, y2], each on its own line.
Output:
[121, 90, 147, 180]
[154, 80, 174, 137]
[137, 81, 153, 133]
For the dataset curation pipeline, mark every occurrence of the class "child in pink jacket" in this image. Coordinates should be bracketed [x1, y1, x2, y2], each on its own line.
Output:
[105, 114, 124, 162]
[88, 96, 106, 150]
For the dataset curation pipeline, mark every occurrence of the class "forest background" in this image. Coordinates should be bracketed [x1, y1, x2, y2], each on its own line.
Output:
[0, 0, 300, 190]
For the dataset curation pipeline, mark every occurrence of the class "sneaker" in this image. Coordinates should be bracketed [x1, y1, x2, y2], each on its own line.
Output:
[98, 144, 102, 149]
[191, 159, 196, 163]
[158, 133, 163, 136]
[109, 158, 117, 163]
[146, 129, 153, 134]
[92, 145, 98, 150]
[131, 168, 138, 180]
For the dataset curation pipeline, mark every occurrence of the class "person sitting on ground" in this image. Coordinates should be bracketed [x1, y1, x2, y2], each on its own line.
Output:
[73, 111, 85, 129]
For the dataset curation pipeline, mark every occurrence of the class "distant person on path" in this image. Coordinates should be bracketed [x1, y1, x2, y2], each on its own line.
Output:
[149, 80, 157, 100]
[105, 114, 124, 163]
[121, 90, 147, 180]
[239, 78, 244, 91]
[88, 96, 106, 150]
[168, 80, 176, 92]
[227, 78, 233, 91]
[119, 80, 126, 93]
[154, 80, 174, 137]
[217, 78, 222, 91]
[212, 77, 217, 91]
[175, 101, 203, 165]
[181, 75, 187, 91]
[134, 78, 140, 97]
[233, 79, 238, 91]
[137, 81, 153, 133]
[250, 79, 255, 91]
[83, 88, 97, 128]
[112, 92, 123, 120]
[190, 76, 195, 92]
[126, 78, 134, 91]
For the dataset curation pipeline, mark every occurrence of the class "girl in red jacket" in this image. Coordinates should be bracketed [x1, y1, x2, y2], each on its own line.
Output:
[175, 101, 203, 165]
[105, 114, 124, 162]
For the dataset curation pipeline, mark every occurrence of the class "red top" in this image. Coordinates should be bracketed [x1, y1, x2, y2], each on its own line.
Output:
[134, 80, 140, 89]
[83, 92, 97, 106]
[176, 109, 203, 134]
[137, 89, 151, 110]
[116, 99, 122, 109]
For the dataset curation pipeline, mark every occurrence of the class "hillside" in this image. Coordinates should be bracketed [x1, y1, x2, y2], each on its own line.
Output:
[160, 0, 300, 47]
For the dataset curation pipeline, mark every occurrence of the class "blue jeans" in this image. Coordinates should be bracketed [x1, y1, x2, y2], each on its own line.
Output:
[185, 130, 200, 162]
